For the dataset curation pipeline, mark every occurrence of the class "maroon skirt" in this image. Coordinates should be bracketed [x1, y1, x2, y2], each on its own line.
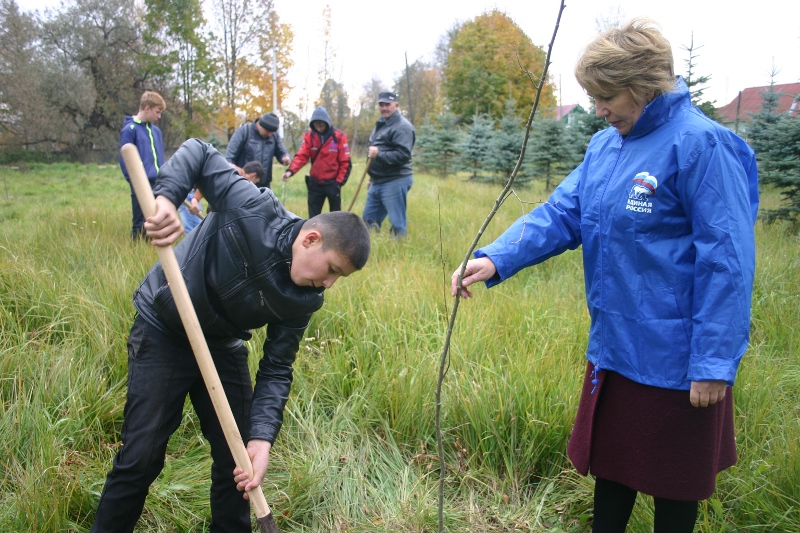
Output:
[567, 363, 737, 501]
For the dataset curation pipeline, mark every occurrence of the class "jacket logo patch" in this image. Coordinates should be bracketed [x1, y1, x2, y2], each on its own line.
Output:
[626, 172, 658, 213]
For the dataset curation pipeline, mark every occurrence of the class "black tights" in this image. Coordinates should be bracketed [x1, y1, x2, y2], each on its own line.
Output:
[592, 477, 699, 533]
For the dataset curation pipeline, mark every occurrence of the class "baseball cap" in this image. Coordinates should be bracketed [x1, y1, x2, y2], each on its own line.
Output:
[378, 92, 398, 103]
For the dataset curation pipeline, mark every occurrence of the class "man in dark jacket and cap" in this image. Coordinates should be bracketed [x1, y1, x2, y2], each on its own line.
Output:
[362, 91, 416, 238]
[281, 106, 352, 218]
[225, 112, 291, 188]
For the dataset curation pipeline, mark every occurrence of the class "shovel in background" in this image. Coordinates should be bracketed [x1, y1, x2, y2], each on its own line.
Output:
[121, 143, 279, 533]
[182, 199, 205, 219]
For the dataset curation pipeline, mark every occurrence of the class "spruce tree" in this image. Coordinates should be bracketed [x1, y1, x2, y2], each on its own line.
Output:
[527, 120, 577, 191]
[681, 33, 720, 122]
[748, 76, 784, 182]
[484, 100, 524, 182]
[752, 93, 800, 224]
[455, 113, 494, 180]
[414, 113, 462, 178]
[413, 120, 437, 174]
[572, 103, 608, 157]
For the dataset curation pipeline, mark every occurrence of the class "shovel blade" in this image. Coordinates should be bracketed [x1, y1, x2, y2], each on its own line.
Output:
[256, 512, 279, 533]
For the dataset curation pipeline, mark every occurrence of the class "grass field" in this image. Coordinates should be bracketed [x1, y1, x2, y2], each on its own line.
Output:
[0, 159, 798, 532]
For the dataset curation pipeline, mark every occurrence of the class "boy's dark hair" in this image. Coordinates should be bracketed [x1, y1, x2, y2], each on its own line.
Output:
[304, 211, 371, 270]
[243, 161, 265, 183]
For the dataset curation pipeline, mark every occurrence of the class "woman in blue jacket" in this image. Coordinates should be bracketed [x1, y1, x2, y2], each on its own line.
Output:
[452, 19, 758, 533]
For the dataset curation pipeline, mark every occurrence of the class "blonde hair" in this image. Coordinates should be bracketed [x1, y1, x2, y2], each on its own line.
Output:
[575, 18, 675, 104]
[139, 91, 166, 111]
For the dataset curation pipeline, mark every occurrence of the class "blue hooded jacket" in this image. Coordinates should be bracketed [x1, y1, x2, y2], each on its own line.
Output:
[477, 78, 758, 390]
[119, 115, 165, 182]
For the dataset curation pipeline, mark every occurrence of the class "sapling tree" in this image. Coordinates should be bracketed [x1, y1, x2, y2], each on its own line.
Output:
[435, 2, 566, 532]
[760, 109, 800, 224]
[748, 73, 785, 206]
[413, 120, 437, 174]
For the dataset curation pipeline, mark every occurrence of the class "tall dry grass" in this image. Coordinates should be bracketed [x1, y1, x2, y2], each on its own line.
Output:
[0, 161, 797, 531]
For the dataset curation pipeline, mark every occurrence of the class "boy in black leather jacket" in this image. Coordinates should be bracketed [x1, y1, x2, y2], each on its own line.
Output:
[91, 139, 371, 533]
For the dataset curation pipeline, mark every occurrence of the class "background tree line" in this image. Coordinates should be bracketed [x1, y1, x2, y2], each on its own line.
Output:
[0, 2, 555, 160]
[288, 9, 559, 160]
[414, 103, 606, 190]
[0, 0, 293, 157]
[2, 0, 797, 224]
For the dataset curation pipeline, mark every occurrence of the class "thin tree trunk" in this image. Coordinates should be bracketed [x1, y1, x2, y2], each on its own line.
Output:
[434, 3, 566, 532]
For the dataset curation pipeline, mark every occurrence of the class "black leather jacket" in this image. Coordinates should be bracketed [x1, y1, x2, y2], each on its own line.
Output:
[133, 139, 323, 443]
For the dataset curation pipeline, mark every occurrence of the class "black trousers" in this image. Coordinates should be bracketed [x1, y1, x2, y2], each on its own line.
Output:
[129, 179, 156, 239]
[91, 316, 252, 532]
[306, 176, 341, 218]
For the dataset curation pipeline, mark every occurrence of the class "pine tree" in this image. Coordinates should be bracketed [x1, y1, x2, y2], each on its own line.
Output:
[571, 103, 608, 157]
[415, 113, 462, 178]
[484, 100, 524, 182]
[526, 120, 576, 191]
[455, 113, 494, 180]
[681, 33, 720, 121]
[748, 75, 784, 180]
[413, 120, 437, 174]
[752, 92, 800, 224]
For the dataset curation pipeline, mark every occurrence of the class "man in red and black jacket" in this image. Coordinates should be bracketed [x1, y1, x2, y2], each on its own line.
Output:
[282, 106, 351, 217]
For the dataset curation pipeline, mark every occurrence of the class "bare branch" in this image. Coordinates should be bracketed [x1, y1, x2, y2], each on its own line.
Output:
[434, 2, 567, 531]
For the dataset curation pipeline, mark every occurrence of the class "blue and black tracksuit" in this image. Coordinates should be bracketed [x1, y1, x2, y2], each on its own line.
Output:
[119, 115, 165, 238]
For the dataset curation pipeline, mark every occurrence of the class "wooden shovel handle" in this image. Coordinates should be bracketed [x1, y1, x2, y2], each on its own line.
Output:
[120, 144, 272, 520]
[346, 157, 372, 212]
[182, 199, 205, 219]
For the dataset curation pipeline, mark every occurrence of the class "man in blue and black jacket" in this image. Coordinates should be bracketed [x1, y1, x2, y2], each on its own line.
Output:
[119, 91, 166, 239]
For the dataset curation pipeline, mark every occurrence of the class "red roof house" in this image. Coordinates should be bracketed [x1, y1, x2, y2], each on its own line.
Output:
[717, 82, 800, 136]
[555, 104, 579, 120]
[554, 104, 586, 126]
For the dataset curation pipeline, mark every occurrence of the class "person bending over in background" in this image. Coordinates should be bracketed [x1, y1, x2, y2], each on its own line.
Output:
[281, 106, 352, 218]
[91, 139, 371, 533]
[119, 90, 165, 240]
[452, 19, 758, 533]
[188, 161, 265, 215]
[178, 189, 203, 234]
[242, 160, 265, 185]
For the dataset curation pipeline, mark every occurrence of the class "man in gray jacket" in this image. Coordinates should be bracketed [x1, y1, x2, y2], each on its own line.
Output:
[362, 92, 416, 237]
[226, 112, 291, 188]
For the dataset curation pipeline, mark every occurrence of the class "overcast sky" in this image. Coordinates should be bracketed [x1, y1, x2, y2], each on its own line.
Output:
[24, 0, 800, 118]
